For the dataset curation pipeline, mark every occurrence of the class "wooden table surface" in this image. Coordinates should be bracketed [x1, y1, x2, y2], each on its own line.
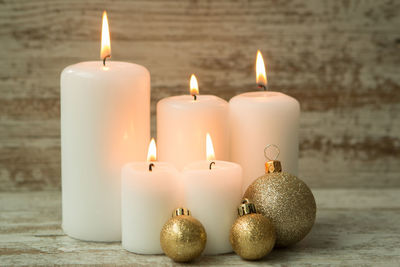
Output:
[1, 189, 399, 266]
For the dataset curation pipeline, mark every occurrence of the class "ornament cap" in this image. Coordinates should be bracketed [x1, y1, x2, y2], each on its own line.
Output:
[265, 160, 282, 173]
[264, 144, 282, 173]
[172, 207, 191, 217]
[238, 198, 258, 216]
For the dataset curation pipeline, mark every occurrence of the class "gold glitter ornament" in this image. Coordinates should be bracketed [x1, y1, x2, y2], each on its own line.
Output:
[230, 199, 276, 260]
[243, 145, 316, 247]
[160, 208, 207, 262]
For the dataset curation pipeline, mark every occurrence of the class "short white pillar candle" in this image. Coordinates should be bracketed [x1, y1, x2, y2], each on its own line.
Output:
[182, 134, 242, 255]
[121, 139, 181, 254]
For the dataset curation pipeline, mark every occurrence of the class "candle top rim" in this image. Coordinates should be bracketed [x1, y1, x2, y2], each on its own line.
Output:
[158, 94, 228, 108]
[238, 91, 284, 98]
[230, 91, 299, 105]
[62, 61, 149, 75]
[183, 160, 241, 172]
[123, 161, 178, 173]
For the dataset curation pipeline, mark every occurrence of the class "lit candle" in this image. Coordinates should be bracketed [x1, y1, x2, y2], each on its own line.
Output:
[60, 11, 150, 241]
[229, 50, 300, 192]
[121, 139, 180, 254]
[157, 74, 229, 170]
[182, 134, 242, 255]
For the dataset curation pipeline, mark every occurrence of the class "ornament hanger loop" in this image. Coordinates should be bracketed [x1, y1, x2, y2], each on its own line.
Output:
[264, 144, 280, 161]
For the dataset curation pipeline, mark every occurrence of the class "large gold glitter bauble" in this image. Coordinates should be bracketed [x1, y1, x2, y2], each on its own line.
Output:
[244, 160, 316, 247]
[230, 199, 276, 260]
[160, 208, 207, 262]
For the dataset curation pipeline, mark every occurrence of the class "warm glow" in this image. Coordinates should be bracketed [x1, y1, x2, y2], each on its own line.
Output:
[101, 11, 111, 60]
[147, 138, 157, 162]
[256, 50, 267, 86]
[206, 133, 215, 161]
[190, 74, 199, 96]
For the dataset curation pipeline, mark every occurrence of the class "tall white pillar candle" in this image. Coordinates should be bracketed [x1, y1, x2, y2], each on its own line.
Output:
[60, 12, 150, 241]
[229, 51, 299, 192]
[121, 139, 180, 254]
[182, 134, 242, 255]
[157, 75, 229, 170]
[230, 92, 299, 192]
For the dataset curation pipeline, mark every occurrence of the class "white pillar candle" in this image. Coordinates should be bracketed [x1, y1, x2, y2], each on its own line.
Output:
[229, 51, 299, 192]
[157, 74, 229, 170]
[60, 12, 150, 241]
[182, 134, 242, 255]
[121, 139, 180, 254]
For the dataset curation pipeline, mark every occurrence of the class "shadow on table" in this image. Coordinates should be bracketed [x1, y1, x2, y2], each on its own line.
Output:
[196, 220, 341, 266]
[260, 219, 340, 263]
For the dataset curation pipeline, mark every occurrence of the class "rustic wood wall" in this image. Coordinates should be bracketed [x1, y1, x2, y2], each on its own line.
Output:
[0, 0, 399, 191]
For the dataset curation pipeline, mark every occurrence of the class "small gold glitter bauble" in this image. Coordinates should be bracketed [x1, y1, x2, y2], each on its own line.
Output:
[244, 160, 316, 247]
[230, 199, 276, 260]
[160, 208, 207, 262]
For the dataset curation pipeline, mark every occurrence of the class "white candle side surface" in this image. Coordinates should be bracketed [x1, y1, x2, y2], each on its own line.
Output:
[121, 162, 180, 254]
[182, 160, 242, 255]
[61, 61, 150, 241]
[229, 91, 300, 192]
[157, 95, 229, 170]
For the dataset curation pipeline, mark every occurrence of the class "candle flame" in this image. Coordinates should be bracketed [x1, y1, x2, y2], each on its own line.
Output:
[147, 138, 157, 162]
[256, 50, 267, 86]
[190, 74, 199, 96]
[206, 133, 215, 161]
[101, 11, 111, 60]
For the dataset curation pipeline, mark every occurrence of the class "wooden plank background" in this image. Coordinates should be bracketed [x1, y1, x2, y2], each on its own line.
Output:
[0, 0, 399, 191]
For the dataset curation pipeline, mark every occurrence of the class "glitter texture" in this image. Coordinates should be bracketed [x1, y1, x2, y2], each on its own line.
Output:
[244, 172, 316, 247]
[160, 215, 206, 262]
[230, 213, 276, 260]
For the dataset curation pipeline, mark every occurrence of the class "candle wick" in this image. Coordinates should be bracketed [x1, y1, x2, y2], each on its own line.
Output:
[103, 55, 111, 66]
[209, 161, 215, 170]
[258, 84, 267, 91]
[192, 94, 197, 101]
[149, 163, 155, 171]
